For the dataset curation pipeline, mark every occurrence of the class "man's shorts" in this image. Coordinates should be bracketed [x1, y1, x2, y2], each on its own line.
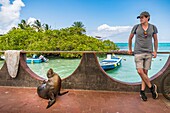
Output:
[134, 53, 152, 70]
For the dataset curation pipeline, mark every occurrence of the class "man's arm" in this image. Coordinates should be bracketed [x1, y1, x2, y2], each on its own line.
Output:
[152, 34, 158, 58]
[128, 33, 134, 54]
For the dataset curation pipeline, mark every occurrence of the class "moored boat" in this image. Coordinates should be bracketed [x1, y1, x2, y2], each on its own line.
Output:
[100, 54, 122, 70]
[26, 58, 43, 63]
[0, 55, 5, 60]
[26, 55, 49, 64]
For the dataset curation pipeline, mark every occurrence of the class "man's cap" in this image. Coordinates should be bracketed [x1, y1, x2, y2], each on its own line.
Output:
[137, 11, 150, 19]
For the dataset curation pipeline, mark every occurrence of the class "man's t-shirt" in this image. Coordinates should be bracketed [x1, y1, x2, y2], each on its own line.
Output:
[131, 23, 158, 54]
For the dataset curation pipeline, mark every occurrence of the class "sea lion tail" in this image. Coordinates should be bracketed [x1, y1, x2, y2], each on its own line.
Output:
[58, 91, 69, 96]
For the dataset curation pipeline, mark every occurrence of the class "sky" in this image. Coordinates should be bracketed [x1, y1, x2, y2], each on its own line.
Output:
[0, 0, 170, 42]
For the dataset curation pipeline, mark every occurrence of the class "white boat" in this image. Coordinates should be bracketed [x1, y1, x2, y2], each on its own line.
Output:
[0, 55, 5, 60]
[1, 54, 49, 63]
[26, 55, 49, 64]
[100, 54, 122, 70]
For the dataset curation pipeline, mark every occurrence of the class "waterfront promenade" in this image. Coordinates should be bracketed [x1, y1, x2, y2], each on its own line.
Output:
[0, 52, 169, 113]
[0, 86, 169, 113]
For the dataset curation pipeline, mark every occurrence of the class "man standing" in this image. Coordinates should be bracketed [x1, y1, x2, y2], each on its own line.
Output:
[128, 11, 158, 101]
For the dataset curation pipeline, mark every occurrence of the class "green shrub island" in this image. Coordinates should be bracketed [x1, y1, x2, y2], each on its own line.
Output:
[0, 20, 119, 58]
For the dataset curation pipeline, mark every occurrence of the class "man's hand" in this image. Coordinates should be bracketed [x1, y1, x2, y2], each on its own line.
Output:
[128, 50, 133, 55]
[152, 51, 157, 58]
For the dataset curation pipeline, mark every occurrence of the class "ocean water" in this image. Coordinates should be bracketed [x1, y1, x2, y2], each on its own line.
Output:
[27, 58, 81, 79]
[98, 54, 169, 83]
[0, 58, 81, 80]
[0, 43, 169, 83]
[99, 42, 170, 82]
[115, 43, 170, 51]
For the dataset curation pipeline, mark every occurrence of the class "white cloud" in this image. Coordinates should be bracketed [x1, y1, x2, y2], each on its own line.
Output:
[0, 0, 25, 34]
[27, 17, 40, 25]
[98, 24, 132, 32]
[90, 24, 132, 38]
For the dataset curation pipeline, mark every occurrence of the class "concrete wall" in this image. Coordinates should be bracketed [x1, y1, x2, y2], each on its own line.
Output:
[0, 54, 43, 87]
[0, 53, 169, 93]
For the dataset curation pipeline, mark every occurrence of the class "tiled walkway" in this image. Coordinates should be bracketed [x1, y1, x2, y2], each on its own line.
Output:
[0, 86, 169, 113]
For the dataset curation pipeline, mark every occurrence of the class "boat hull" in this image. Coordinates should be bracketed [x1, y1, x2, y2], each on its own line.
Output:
[100, 56, 122, 71]
[101, 62, 121, 70]
[26, 59, 42, 63]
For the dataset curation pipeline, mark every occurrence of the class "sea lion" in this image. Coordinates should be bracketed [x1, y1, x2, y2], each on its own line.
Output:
[37, 68, 69, 109]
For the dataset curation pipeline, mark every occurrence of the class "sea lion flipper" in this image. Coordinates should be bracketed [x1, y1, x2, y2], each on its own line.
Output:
[46, 99, 56, 109]
[46, 92, 56, 109]
[58, 91, 69, 96]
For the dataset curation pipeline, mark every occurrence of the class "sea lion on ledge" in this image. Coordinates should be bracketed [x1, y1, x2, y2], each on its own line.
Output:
[37, 68, 69, 109]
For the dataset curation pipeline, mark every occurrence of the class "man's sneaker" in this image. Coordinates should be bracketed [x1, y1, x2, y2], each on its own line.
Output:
[150, 84, 158, 99]
[140, 90, 147, 101]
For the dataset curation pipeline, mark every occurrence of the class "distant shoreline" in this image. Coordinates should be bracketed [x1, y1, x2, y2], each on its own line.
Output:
[115, 42, 170, 44]
[115, 42, 170, 51]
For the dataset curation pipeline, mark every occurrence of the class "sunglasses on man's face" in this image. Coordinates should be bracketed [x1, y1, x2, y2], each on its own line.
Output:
[144, 31, 148, 38]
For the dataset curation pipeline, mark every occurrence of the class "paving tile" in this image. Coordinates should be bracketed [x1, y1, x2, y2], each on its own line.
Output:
[0, 86, 169, 113]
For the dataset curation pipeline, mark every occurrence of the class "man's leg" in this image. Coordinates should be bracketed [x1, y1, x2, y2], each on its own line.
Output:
[141, 80, 146, 91]
[135, 53, 158, 100]
[135, 54, 152, 88]
[141, 69, 148, 91]
[135, 54, 148, 101]
[137, 68, 152, 88]
[144, 53, 158, 99]
[137, 68, 151, 101]
[142, 68, 158, 99]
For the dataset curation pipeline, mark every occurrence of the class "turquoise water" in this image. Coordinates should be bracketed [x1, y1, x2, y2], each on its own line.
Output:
[98, 54, 169, 83]
[0, 58, 81, 79]
[0, 54, 169, 83]
[0, 58, 81, 78]
[115, 43, 170, 51]
[0, 43, 169, 83]
[27, 58, 81, 79]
